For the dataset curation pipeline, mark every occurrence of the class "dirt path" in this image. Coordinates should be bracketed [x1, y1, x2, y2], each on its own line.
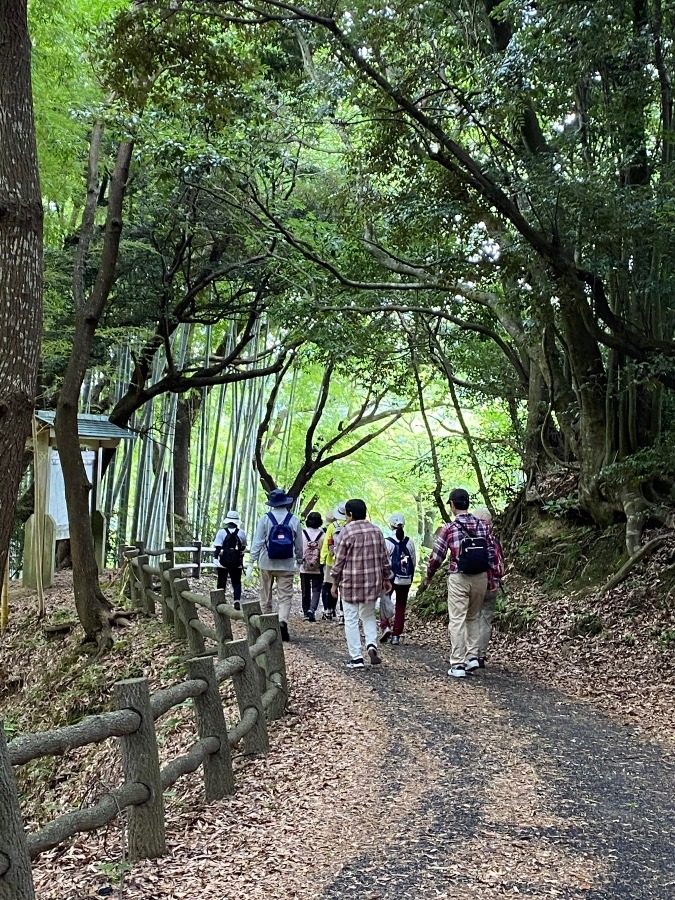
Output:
[13, 579, 675, 900]
[292, 617, 675, 900]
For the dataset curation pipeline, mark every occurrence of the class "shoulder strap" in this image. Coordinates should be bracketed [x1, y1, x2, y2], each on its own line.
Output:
[303, 529, 310, 541]
[455, 520, 474, 537]
[386, 536, 396, 545]
[283, 512, 293, 526]
[267, 511, 276, 526]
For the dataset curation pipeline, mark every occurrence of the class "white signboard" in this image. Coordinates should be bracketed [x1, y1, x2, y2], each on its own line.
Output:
[48, 449, 95, 540]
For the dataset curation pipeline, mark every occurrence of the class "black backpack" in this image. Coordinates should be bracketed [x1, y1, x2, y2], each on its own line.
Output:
[387, 536, 414, 579]
[455, 521, 489, 574]
[219, 529, 244, 567]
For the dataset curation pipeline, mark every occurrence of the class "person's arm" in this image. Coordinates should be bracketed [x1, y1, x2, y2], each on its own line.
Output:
[320, 523, 334, 564]
[294, 518, 304, 565]
[380, 534, 393, 590]
[331, 530, 348, 586]
[214, 529, 225, 558]
[249, 516, 268, 564]
[426, 525, 451, 579]
[408, 537, 417, 571]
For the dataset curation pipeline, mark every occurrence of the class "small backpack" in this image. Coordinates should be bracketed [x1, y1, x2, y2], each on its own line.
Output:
[302, 530, 321, 572]
[266, 511, 295, 560]
[455, 521, 489, 574]
[387, 536, 414, 579]
[219, 529, 244, 567]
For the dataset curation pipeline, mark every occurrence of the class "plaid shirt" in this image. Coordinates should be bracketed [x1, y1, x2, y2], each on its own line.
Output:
[427, 513, 503, 589]
[331, 520, 392, 603]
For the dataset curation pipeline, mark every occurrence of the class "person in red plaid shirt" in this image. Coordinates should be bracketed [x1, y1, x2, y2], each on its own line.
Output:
[331, 498, 392, 669]
[473, 506, 505, 669]
[420, 488, 500, 678]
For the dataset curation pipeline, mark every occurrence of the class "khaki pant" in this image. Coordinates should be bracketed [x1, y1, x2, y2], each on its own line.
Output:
[478, 588, 498, 658]
[447, 572, 487, 667]
[259, 569, 295, 623]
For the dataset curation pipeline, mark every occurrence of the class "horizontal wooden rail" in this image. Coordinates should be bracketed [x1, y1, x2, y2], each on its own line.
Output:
[227, 707, 258, 746]
[150, 678, 206, 721]
[160, 737, 220, 791]
[27, 781, 150, 858]
[8, 710, 141, 766]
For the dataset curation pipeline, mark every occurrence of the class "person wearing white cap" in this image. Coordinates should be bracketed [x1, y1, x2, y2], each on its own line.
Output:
[213, 511, 247, 609]
[380, 513, 417, 646]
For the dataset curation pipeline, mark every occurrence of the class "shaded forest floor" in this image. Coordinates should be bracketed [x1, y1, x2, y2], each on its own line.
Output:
[1, 569, 674, 898]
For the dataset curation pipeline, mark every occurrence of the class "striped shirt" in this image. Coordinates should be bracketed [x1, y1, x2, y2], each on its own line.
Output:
[331, 520, 392, 603]
[427, 514, 502, 587]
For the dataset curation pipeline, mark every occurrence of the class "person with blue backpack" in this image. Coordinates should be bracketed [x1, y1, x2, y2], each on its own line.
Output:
[249, 488, 303, 642]
[380, 513, 416, 646]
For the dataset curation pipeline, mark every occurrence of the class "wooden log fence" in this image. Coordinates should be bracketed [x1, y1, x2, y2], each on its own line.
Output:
[1, 555, 288, 900]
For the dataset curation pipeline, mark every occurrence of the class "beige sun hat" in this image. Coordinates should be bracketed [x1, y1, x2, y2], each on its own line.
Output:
[473, 506, 492, 524]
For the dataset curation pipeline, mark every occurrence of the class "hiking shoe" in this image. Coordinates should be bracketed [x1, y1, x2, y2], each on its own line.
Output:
[448, 664, 467, 678]
[477, 657, 486, 669]
[346, 657, 365, 670]
[379, 626, 392, 643]
[465, 658, 480, 673]
[279, 621, 290, 642]
[367, 644, 382, 666]
[391, 635, 400, 646]
[307, 609, 316, 622]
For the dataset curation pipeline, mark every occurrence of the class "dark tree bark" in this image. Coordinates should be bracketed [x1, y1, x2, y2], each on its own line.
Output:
[173, 393, 201, 543]
[54, 134, 133, 647]
[0, 0, 43, 580]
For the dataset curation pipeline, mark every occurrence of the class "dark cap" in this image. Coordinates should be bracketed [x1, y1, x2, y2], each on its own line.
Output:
[448, 488, 470, 509]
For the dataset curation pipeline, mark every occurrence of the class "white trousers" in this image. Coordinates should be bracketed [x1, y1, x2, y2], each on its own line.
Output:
[343, 600, 377, 660]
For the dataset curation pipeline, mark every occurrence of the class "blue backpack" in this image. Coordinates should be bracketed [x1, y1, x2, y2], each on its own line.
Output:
[387, 536, 414, 579]
[266, 512, 295, 559]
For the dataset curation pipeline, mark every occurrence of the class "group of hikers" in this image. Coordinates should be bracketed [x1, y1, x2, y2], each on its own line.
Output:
[213, 486, 504, 677]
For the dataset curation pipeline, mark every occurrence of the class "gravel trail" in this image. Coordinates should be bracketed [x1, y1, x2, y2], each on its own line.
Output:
[294, 618, 675, 900]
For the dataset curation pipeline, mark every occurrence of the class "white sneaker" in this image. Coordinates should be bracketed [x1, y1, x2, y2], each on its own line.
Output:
[465, 658, 480, 673]
[448, 664, 467, 678]
[379, 626, 392, 643]
[346, 657, 365, 670]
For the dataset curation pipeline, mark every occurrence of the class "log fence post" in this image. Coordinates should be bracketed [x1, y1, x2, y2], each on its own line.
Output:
[210, 589, 233, 656]
[137, 555, 155, 615]
[159, 561, 174, 627]
[168, 568, 188, 642]
[114, 679, 166, 860]
[241, 600, 266, 694]
[174, 578, 206, 657]
[220, 640, 269, 755]
[164, 540, 175, 567]
[186, 657, 234, 800]
[0, 724, 35, 900]
[192, 540, 202, 579]
[257, 613, 288, 721]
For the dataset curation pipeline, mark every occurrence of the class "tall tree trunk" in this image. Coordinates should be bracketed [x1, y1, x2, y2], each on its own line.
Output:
[0, 0, 43, 580]
[54, 135, 132, 647]
[174, 393, 200, 543]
